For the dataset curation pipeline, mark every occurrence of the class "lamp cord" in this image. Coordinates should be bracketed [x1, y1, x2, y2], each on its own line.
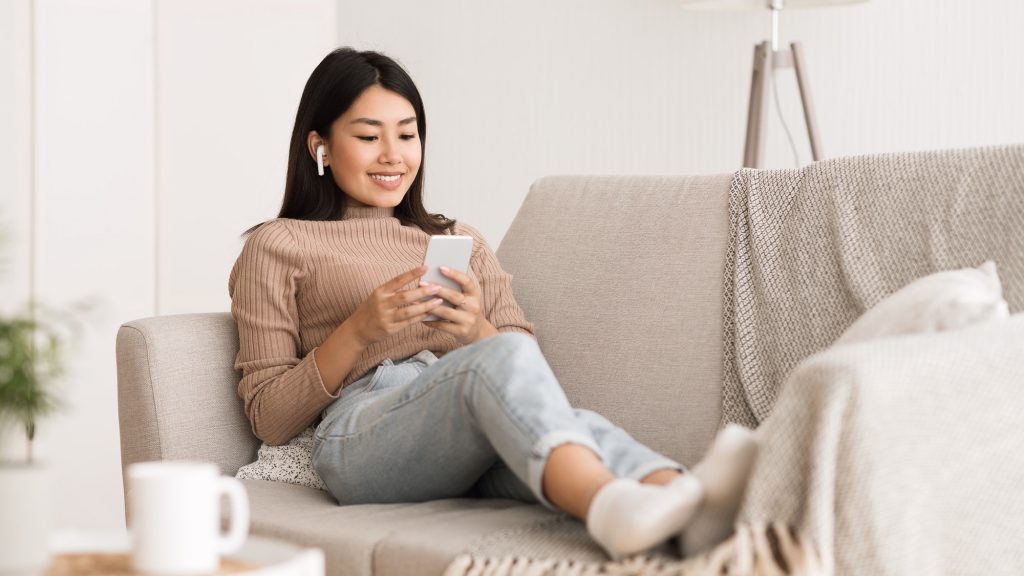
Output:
[771, 65, 801, 168]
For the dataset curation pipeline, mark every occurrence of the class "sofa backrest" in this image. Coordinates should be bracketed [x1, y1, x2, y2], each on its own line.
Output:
[116, 173, 733, 482]
[497, 175, 732, 467]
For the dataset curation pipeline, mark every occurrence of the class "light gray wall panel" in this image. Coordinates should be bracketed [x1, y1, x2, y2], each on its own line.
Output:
[33, 0, 156, 530]
[156, 0, 337, 315]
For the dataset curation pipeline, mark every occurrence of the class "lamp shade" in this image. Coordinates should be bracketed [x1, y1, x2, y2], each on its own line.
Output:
[680, 0, 867, 9]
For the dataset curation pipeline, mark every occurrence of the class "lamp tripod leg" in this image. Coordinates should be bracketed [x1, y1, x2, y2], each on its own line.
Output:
[743, 41, 771, 168]
[791, 41, 823, 162]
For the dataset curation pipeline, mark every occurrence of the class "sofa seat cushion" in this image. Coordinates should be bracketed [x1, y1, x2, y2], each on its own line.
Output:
[242, 479, 566, 576]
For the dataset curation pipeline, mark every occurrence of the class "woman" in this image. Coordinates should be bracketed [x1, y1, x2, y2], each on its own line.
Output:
[229, 47, 758, 560]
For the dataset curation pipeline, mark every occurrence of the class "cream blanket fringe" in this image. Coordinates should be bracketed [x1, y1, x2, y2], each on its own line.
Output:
[444, 522, 827, 576]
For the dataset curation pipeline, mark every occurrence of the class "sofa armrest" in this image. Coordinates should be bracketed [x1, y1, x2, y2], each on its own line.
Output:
[740, 315, 1024, 574]
[116, 313, 260, 502]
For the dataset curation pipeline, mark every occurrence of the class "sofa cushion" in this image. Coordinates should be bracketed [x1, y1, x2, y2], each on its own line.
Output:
[242, 479, 561, 576]
[835, 260, 1010, 346]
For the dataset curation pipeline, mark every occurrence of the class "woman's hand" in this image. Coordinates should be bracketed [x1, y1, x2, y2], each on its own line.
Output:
[422, 266, 498, 345]
[346, 265, 444, 348]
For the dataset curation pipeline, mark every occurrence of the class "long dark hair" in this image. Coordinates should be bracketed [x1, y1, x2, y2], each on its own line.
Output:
[246, 48, 454, 235]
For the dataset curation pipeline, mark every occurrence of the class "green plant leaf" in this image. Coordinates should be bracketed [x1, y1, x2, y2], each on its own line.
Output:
[0, 309, 68, 463]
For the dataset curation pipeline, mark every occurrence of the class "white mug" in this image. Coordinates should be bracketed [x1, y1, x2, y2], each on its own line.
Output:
[128, 461, 250, 575]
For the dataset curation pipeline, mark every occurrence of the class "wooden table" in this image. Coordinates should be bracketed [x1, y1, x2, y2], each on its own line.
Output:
[46, 532, 324, 576]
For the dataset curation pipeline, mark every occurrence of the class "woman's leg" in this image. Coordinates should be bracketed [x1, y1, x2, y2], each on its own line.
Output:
[313, 333, 609, 508]
[472, 424, 758, 559]
[542, 444, 615, 519]
[314, 333, 704, 558]
[554, 409, 759, 558]
[642, 469, 683, 485]
[473, 407, 685, 501]
[539, 408, 687, 518]
[572, 408, 685, 482]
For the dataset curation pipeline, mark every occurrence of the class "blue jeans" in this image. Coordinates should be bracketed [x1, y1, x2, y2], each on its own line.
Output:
[312, 333, 681, 511]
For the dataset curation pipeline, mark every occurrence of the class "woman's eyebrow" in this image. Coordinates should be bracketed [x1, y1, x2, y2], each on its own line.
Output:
[349, 116, 417, 127]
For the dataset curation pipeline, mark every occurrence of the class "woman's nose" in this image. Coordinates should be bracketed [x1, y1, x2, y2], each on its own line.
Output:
[379, 138, 402, 165]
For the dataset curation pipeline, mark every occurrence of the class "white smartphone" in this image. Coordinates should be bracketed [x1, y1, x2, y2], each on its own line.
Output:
[421, 235, 474, 321]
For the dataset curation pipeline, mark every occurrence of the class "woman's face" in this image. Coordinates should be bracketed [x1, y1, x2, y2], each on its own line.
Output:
[323, 84, 422, 209]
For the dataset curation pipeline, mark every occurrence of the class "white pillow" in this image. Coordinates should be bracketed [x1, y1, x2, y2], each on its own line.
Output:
[235, 427, 327, 491]
[835, 260, 1010, 346]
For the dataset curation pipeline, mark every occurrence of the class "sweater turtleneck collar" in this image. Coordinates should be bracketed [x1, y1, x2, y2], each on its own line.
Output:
[342, 205, 395, 220]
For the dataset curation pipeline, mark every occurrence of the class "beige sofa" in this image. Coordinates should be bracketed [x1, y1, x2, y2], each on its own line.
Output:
[116, 173, 731, 575]
[117, 148, 1024, 575]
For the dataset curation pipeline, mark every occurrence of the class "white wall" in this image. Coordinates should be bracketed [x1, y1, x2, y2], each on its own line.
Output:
[2, 0, 336, 532]
[0, 0, 32, 316]
[0, 0, 34, 461]
[2, 0, 1022, 531]
[157, 0, 336, 315]
[33, 0, 155, 531]
[338, 0, 1024, 246]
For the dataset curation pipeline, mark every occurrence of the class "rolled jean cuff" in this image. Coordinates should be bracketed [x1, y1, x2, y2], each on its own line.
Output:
[527, 430, 603, 512]
[626, 458, 686, 482]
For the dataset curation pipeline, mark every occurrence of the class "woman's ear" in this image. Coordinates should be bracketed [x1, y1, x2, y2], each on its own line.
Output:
[308, 132, 328, 176]
[307, 131, 325, 161]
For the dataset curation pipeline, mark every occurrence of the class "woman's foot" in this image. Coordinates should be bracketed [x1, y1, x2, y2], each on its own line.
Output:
[586, 475, 704, 559]
[678, 424, 759, 557]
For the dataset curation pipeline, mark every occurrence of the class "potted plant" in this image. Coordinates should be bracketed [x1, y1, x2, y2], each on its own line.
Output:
[0, 309, 65, 574]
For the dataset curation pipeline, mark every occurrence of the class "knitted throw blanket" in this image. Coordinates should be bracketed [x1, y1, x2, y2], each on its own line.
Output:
[739, 314, 1024, 574]
[723, 144, 1024, 574]
[720, 144, 1024, 427]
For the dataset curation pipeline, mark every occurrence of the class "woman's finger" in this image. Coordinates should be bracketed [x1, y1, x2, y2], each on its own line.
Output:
[395, 284, 441, 306]
[423, 301, 474, 325]
[428, 285, 471, 309]
[422, 304, 471, 329]
[422, 319, 457, 335]
[395, 297, 444, 322]
[383, 265, 427, 293]
[440, 266, 478, 294]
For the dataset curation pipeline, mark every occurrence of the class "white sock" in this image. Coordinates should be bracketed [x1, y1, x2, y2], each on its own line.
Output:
[586, 476, 704, 559]
[679, 424, 759, 557]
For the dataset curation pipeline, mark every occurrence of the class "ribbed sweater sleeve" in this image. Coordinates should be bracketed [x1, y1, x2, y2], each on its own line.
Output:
[228, 221, 338, 445]
[459, 224, 535, 336]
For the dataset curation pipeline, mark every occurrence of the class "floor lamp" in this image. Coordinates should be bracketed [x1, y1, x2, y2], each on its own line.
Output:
[679, 0, 868, 168]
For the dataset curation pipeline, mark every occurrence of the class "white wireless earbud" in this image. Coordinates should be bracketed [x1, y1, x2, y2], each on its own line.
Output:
[316, 144, 325, 176]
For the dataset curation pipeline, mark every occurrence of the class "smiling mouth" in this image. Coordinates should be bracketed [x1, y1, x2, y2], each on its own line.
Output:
[370, 173, 402, 182]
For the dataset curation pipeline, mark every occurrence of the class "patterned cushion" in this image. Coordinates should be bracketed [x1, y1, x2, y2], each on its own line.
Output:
[234, 427, 326, 492]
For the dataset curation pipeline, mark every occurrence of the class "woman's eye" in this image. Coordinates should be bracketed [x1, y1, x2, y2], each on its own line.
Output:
[357, 136, 378, 142]
[400, 134, 417, 141]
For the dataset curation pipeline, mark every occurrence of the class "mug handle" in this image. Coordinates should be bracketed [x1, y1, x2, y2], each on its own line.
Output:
[217, 476, 250, 555]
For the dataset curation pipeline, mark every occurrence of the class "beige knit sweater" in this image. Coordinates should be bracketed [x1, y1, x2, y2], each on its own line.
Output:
[228, 205, 535, 445]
